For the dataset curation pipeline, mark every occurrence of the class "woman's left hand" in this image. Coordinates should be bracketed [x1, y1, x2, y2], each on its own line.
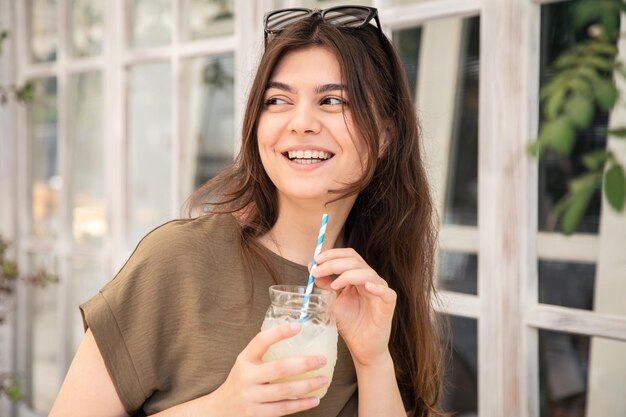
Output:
[311, 248, 397, 368]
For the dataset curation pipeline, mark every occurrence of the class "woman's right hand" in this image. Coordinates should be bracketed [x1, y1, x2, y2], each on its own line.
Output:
[207, 322, 329, 417]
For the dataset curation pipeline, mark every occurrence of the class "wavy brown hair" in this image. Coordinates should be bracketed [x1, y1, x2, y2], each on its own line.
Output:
[188, 13, 443, 417]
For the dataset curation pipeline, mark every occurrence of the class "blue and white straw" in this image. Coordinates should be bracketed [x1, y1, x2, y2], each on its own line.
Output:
[299, 213, 328, 321]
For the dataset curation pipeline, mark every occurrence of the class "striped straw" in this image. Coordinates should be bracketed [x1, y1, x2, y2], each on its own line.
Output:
[299, 213, 328, 321]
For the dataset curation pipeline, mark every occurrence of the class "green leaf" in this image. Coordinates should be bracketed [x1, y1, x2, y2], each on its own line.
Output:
[587, 41, 618, 56]
[604, 163, 626, 211]
[561, 185, 596, 235]
[564, 94, 595, 129]
[538, 118, 575, 155]
[568, 77, 593, 96]
[585, 55, 616, 71]
[2, 260, 18, 279]
[582, 150, 611, 170]
[605, 127, 626, 137]
[545, 87, 567, 119]
[15, 83, 33, 103]
[577, 66, 602, 84]
[592, 78, 618, 110]
[572, 0, 602, 31]
[600, 7, 620, 39]
[553, 53, 579, 70]
[527, 140, 543, 158]
[6, 384, 22, 402]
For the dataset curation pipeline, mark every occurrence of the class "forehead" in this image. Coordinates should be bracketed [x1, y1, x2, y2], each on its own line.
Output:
[270, 46, 342, 85]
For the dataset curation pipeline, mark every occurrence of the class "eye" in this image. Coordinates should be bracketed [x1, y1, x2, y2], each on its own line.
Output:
[320, 96, 347, 107]
[264, 97, 290, 106]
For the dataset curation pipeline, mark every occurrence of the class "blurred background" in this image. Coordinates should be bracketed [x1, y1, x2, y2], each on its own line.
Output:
[0, 0, 625, 416]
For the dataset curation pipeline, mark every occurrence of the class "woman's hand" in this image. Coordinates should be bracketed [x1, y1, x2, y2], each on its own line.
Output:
[311, 248, 397, 368]
[209, 322, 329, 417]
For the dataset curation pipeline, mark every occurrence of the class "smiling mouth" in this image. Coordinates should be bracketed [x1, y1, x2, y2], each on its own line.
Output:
[283, 150, 334, 165]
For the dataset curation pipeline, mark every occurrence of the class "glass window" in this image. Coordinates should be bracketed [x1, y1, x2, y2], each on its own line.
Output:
[181, 54, 235, 197]
[180, 0, 234, 40]
[129, 0, 172, 49]
[69, 0, 104, 58]
[66, 258, 104, 359]
[68, 71, 106, 245]
[538, 260, 595, 311]
[538, 2, 608, 234]
[539, 330, 626, 416]
[128, 62, 172, 245]
[28, 0, 57, 63]
[394, 17, 479, 227]
[438, 251, 477, 295]
[28, 77, 59, 239]
[442, 315, 478, 416]
[26, 253, 59, 413]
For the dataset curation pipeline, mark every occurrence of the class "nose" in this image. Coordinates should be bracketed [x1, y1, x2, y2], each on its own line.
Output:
[287, 103, 321, 135]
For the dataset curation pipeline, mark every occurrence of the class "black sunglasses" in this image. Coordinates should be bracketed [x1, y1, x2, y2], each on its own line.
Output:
[263, 6, 385, 46]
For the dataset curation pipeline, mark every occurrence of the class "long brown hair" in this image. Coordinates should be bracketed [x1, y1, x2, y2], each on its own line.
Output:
[188, 14, 443, 416]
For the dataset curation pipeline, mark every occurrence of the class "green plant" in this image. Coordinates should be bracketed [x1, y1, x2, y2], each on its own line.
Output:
[0, 31, 32, 105]
[528, 0, 626, 234]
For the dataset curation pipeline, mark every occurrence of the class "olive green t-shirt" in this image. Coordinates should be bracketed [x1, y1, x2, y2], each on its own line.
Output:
[80, 213, 357, 416]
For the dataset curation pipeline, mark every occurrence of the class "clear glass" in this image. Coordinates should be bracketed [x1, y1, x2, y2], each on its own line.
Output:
[181, 54, 234, 196]
[261, 285, 338, 399]
[181, 0, 234, 40]
[28, 253, 58, 414]
[67, 258, 104, 358]
[69, 71, 106, 244]
[539, 330, 626, 416]
[129, 0, 172, 49]
[438, 251, 478, 295]
[442, 315, 478, 416]
[28, 77, 60, 239]
[128, 62, 171, 245]
[28, 0, 58, 63]
[538, 260, 595, 311]
[394, 17, 480, 226]
[538, 2, 605, 234]
[69, 0, 104, 57]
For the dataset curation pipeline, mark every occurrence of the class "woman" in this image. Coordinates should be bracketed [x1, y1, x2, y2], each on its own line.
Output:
[50, 6, 442, 417]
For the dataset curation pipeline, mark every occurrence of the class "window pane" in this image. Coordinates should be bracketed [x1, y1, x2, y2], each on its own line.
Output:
[442, 315, 478, 416]
[181, 0, 234, 40]
[438, 251, 477, 295]
[69, 0, 104, 58]
[67, 258, 104, 359]
[28, 0, 57, 63]
[27, 253, 59, 414]
[181, 54, 234, 197]
[129, 0, 171, 49]
[394, 17, 480, 227]
[128, 62, 171, 245]
[539, 260, 595, 311]
[28, 77, 59, 239]
[538, 2, 606, 234]
[69, 72, 106, 244]
[539, 330, 626, 416]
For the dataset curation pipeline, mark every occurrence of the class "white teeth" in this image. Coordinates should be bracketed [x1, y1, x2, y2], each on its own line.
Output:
[286, 150, 332, 160]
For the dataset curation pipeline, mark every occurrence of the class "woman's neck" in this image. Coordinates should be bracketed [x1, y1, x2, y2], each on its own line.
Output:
[259, 197, 354, 266]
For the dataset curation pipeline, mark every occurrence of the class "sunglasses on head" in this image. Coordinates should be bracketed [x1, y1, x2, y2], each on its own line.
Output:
[263, 6, 385, 46]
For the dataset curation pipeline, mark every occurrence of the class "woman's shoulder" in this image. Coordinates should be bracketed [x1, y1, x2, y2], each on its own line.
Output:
[136, 213, 239, 254]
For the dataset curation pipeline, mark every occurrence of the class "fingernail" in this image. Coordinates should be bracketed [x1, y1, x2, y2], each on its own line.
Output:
[330, 281, 338, 290]
[290, 323, 301, 331]
[318, 356, 327, 366]
[310, 397, 320, 406]
[318, 376, 329, 385]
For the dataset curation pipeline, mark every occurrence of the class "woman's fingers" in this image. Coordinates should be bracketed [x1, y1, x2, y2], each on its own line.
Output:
[240, 322, 301, 362]
[257, 374, 329, 403]
[327, 269, 386, 290]
[257, 355, 327, 383]
[256, 397, 321, 417]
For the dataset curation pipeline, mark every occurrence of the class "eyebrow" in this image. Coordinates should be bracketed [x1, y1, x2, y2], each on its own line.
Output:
[265, 81, 347, 94]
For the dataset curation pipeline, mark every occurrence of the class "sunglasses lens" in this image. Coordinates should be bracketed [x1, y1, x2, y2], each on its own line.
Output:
[323, 7, 372, 28]
[266, 9, 312, 32]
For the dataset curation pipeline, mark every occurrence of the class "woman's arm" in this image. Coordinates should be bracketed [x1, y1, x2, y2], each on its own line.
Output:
[312, 249, 408, 417]
[49, 329, 128, 417]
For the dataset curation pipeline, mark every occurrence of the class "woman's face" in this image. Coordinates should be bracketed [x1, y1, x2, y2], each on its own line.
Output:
[257, 46, 368, 207]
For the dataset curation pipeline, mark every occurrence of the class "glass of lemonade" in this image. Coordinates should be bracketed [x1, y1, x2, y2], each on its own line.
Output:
[261, 285, 338, 398]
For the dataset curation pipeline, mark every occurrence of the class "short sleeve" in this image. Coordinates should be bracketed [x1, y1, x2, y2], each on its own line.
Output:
[80, 219, 214, 414]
